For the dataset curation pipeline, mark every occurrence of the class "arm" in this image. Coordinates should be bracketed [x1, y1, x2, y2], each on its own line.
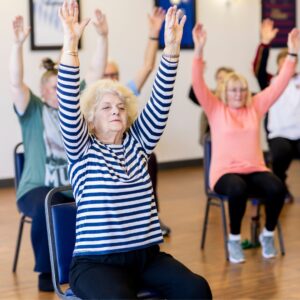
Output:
[131, 6, 186, 154]
[192, 23, 220, 116]
[253, 44, 272, 89]
[57, 0, 90, 162]
[83, 9, 108, 85]
[253, 19, 277, 89]
[9, 16, 31, 114]
[132, 7, 165, 93]
[253, 28, 300, 115]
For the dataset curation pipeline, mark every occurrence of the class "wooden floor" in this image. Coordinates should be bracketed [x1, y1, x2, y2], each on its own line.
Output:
[1, 161, 300, 299]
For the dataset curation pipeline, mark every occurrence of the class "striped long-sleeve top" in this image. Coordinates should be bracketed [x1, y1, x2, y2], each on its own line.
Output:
[57, 56, 178, 256]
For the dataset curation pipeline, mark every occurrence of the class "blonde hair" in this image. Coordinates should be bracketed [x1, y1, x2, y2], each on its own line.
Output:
[216, 72, 252, 106]
[277, 48, 288, 65]
[80, 79, 138, 134]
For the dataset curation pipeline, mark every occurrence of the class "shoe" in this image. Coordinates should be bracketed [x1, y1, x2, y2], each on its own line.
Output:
[259, 233, 277, 259]
[160, 221, 171, 237]
[38, 273, 54, 292]
[285, 190, 294, 204]
[227, 240, 245, 264]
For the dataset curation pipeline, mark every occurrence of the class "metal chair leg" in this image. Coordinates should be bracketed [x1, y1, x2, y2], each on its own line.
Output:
[201, 197, 211, 249]
[220, 200, 229, 260]
[12, 215, 26, 273]
[277, 221, 285, 256]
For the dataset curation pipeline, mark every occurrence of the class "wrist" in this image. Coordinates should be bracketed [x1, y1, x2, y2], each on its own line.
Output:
[163, 45, 180, 56]
[261, 38, 271, 45]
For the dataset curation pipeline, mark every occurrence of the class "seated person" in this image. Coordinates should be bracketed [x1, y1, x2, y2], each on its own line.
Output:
[9, 9, 108, 291]
[57, 1, 212, 299]
[192, 22, 300, 263]
[253, 18, 300, 203]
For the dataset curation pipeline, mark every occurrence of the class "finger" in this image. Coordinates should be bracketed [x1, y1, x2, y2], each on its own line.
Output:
[165, 5, 173, 24]
[179, 14, 187, 28]
[175, 8, 183, 24]
[61, 0, 68, 18]
[79, 17, 90, 31]
[74, 1, 79, 22]
[169, 5, 176, 27]
[69, 0, 75, 18]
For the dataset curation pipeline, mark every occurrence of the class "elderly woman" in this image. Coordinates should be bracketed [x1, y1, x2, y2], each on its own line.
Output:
[57, 1, 212, 299]
[192, 23, 300, 264]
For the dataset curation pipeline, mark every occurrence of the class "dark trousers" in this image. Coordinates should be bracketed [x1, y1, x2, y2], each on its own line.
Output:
[17, 186, 72, 273]
[148, 153, 159, 210]
[269, 137, 300, 191]
[70, 245, 212, 300]
[214, 172, 285, 235]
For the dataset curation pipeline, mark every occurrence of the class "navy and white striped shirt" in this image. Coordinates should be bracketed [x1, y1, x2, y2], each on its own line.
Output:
[57, 56, 178, 256]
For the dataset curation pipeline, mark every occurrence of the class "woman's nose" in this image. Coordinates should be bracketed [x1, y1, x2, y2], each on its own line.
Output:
[112, 106, 119, 115]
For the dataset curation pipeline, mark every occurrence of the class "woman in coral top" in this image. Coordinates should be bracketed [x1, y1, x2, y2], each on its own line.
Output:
[192, 23, 300, 264]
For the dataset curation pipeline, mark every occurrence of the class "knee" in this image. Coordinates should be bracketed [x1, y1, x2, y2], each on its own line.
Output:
[265, 179, 285, 203]
[184, 275, 212, 299]
[226, 184, 247, 200]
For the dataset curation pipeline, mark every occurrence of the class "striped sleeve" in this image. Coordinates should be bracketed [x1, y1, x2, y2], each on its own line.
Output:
[57, 64, 90, 162]
[130, 56, 178, 155]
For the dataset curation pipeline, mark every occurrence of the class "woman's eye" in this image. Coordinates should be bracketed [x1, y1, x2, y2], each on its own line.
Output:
[102, 106, 110, 110]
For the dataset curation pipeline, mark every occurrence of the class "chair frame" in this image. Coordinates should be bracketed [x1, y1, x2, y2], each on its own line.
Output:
[45, 185, 79, 300]
[200, 134, 285, 260]
[12, 142, 32, 273]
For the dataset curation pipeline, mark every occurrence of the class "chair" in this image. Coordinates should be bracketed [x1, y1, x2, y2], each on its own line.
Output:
[200, 134, 285, 260]
[45, 186, 160, 300]
[12, 142, 32, 273]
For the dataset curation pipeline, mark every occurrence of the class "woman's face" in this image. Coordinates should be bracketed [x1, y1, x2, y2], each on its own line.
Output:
[41, 75, 58, 109]
[92, 93, 128, 140]
[226, 80, 248, 109]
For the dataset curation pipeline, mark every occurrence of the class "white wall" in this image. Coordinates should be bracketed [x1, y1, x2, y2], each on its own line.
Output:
[0, 0, 299, 179]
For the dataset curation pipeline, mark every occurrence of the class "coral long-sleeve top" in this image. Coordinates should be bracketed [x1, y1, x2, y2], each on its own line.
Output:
[192, 57, 295, 189]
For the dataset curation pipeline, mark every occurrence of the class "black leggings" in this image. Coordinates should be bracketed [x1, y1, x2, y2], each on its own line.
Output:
[214, 172, 285, 235]
[269, 137, 300, 190]
[17, 186, 73, 273]
[69, 245, 212, 299]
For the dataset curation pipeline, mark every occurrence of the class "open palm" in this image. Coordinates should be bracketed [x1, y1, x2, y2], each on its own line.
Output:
[164, 6, 186, 50]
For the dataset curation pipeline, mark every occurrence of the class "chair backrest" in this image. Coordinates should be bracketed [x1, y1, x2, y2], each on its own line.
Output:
[13, 143, 24, 189]
[203, 133, 212, 194]
[45, 185, 78, 299]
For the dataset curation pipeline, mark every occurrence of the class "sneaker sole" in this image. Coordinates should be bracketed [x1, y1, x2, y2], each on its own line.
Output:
[228, 257, 246, 264]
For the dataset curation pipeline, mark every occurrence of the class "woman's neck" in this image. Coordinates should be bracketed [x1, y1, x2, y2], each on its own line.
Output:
[95, 132, 123, 145]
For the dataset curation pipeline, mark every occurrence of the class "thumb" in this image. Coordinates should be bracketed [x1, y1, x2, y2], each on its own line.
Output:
[79, 17, 90, 31]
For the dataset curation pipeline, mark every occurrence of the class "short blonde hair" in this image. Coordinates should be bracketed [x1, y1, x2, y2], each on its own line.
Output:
[80, 79, 138, 134]
[216, 72, 252, 106]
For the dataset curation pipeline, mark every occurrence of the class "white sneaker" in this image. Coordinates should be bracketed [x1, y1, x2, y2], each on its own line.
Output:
[227, 240, 245, 264]
[259, 233, 277, 259]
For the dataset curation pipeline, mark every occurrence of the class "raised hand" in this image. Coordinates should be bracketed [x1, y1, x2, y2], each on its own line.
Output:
[12, 16, 30, 45]
[164, 6, 186, 55]
[148, 7, 166, 38]
[260, 18, 278, 45]
[192, 23, 207, 58]
[58, 0, 90, 47]
[287, 28, 300, 55]
[92, 9, 108, 36]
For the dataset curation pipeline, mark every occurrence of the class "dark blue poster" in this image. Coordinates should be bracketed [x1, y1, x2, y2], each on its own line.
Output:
[154, 0, 196, 49]
[262, 0, 296, 48]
